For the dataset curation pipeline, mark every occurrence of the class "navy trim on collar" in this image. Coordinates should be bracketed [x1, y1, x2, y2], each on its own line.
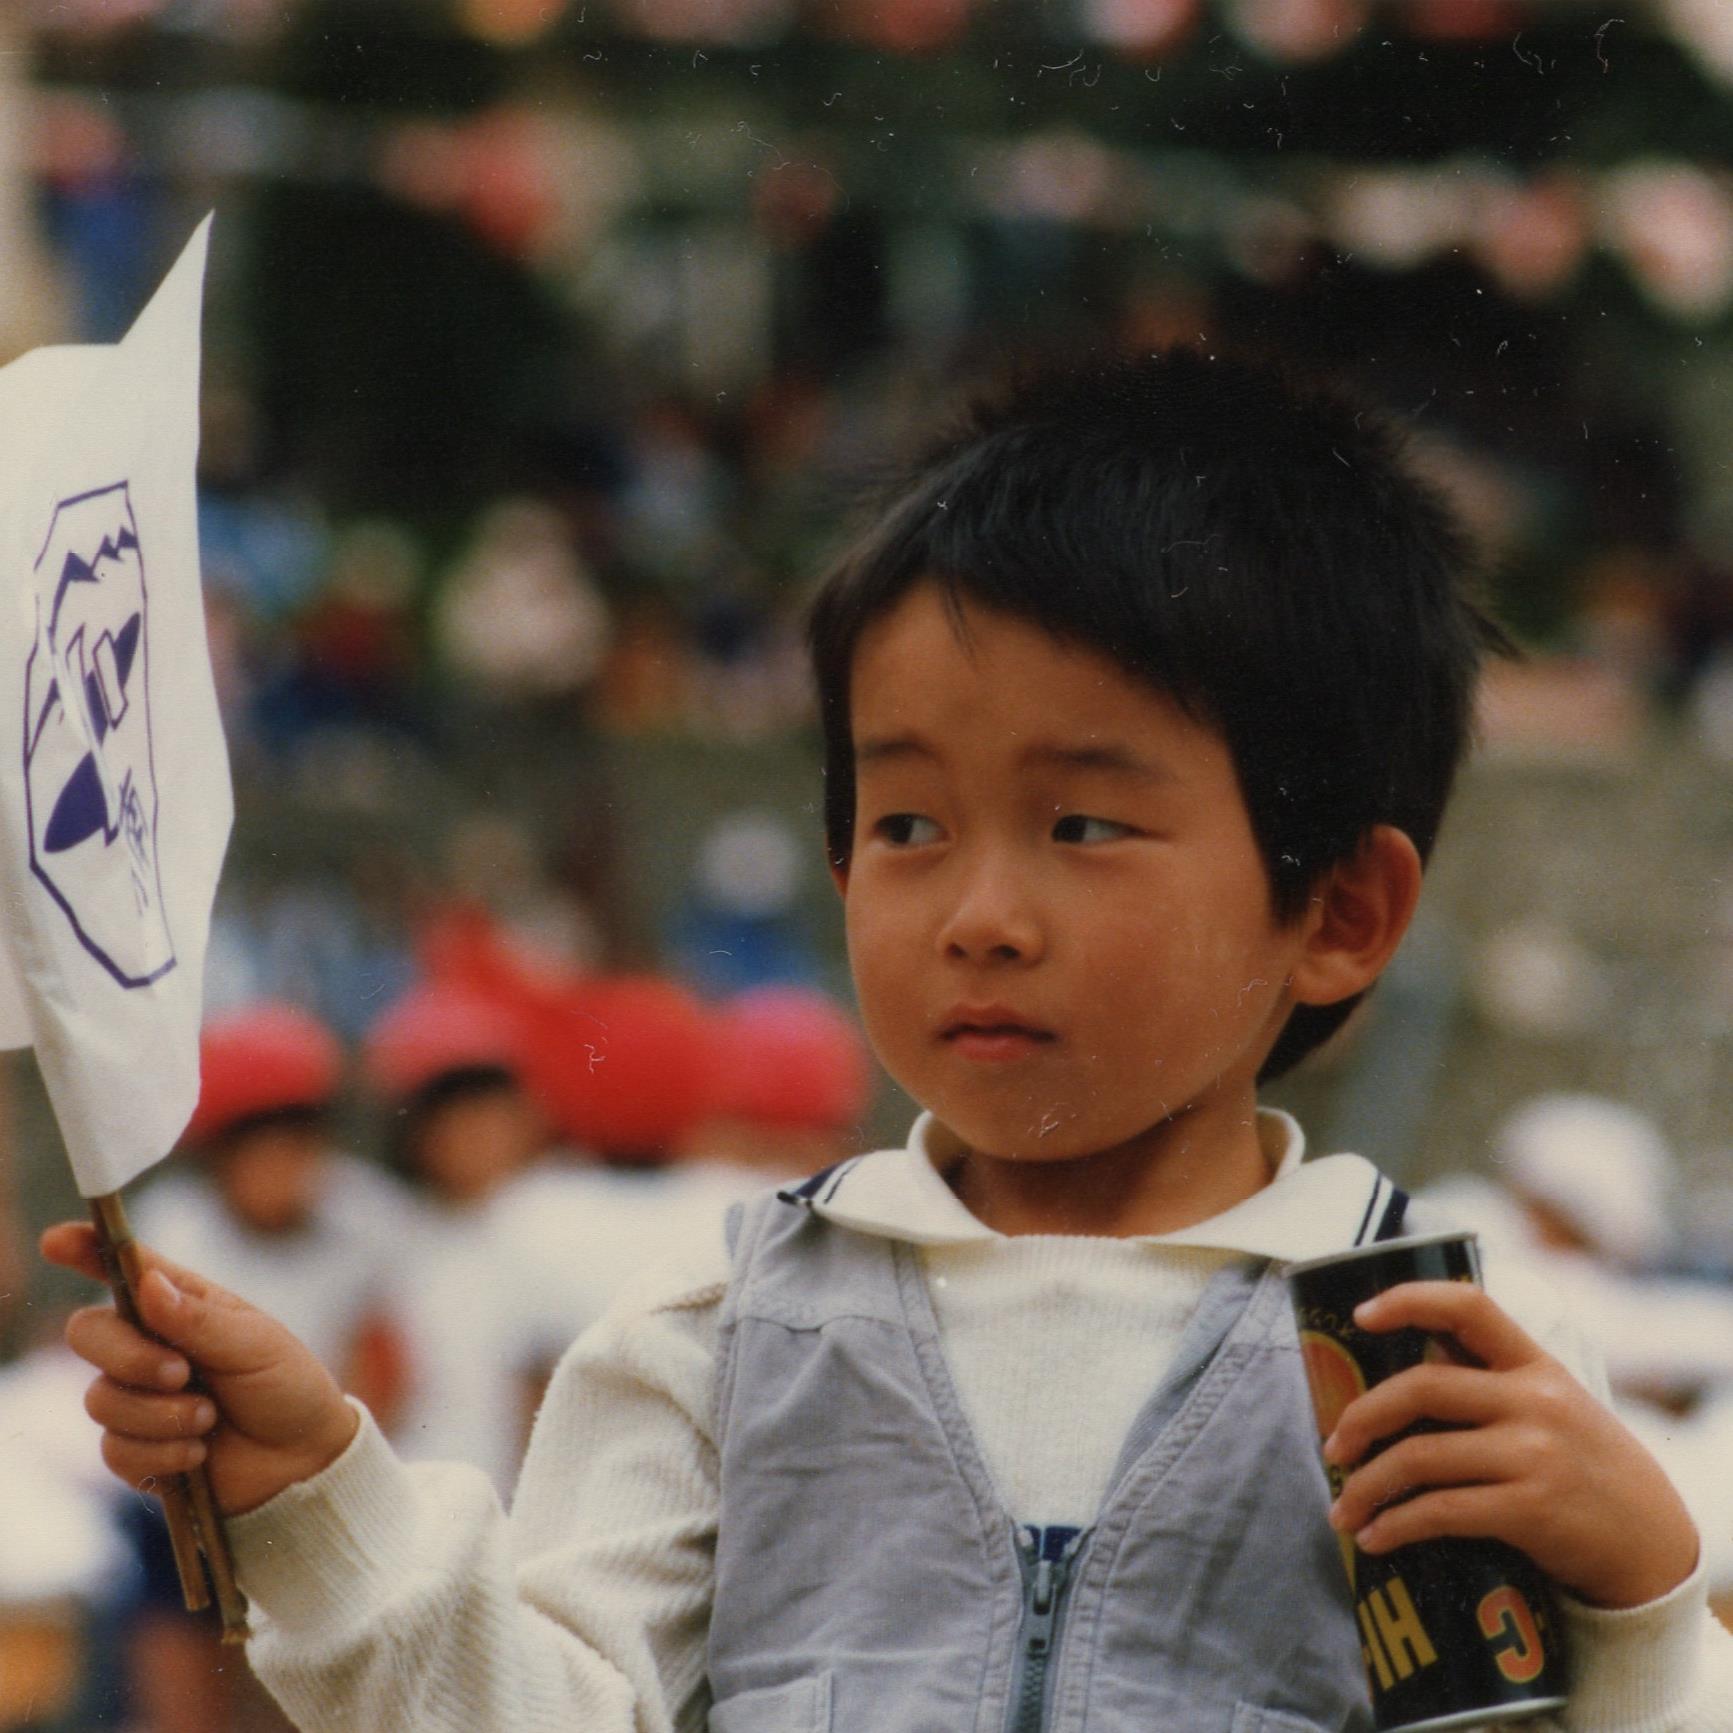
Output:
[777, 1158, 859, 1210]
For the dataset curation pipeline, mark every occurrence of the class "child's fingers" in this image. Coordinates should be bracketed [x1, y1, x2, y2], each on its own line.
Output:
[84, 1379, 217, 1443]
[65, 1305, 191, 1391]
[41, 1222, 223, 1307]
[39, 1222, 106, 1282]
[100, 1429, 208, 1487]
[1350, 1481, 1516, 1555]
[1353, 1281, 1545, 1371]
[1324, 1362, 1508, 1466]
[1329, 1426, 1523, 1537]
[129, 1266, 298, 1381]
[60, 1250, 286, 1387]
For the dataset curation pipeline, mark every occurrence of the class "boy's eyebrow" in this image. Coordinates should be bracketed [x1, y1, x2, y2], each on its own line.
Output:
[1021, 741, 1176, 781]
[854, 734, 1176, 783]
[854, 733, 937, 766]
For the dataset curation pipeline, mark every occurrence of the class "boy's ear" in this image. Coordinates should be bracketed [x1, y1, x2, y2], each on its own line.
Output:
[829, 858, 849, 898]
[1288, 825, 1423, 1009]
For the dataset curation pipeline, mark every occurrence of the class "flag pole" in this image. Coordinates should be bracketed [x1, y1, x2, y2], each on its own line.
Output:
[89, 1190, 250, 1642]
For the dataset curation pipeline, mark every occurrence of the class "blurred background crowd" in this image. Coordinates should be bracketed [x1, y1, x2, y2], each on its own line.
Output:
[3, 0, 1733, 1726]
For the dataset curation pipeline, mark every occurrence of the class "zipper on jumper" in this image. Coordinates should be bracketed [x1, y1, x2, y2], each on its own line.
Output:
[1005, 1526, 1085, 1733]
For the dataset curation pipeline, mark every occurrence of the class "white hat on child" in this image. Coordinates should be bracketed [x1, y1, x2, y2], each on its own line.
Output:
[1493, 1092, 1676, 1269]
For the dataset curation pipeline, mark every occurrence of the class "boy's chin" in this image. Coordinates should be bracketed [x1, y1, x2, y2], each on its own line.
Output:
[938, 1100, 1205, 1170]
[939, 1109, 1120, 1167]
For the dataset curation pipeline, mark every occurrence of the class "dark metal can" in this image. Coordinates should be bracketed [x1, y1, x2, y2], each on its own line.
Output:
[1286, 1231, 1569, 1732]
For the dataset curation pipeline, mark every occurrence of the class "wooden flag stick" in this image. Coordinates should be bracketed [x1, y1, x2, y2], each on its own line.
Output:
[89, 1191, 250, 1642]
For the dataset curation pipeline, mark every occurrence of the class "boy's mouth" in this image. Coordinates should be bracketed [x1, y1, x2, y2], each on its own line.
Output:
[940, 1007, 1056, 1061]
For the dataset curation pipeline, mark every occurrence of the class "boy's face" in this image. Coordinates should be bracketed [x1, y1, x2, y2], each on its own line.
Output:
[839, 583, 1319, 1179]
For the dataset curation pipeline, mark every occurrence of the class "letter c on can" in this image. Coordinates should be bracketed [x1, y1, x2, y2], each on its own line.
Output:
[1477, 1586, 1544, 1683]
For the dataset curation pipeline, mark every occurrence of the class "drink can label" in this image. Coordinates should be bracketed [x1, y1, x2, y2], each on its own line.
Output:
[1287, 1232, 1569, 1732]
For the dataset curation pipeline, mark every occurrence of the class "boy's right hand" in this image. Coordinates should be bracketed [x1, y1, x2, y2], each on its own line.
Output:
[42, 1222, 359, 1517]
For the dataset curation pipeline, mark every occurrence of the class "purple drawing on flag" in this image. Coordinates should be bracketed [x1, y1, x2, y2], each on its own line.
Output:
[23, 482, 175, 988]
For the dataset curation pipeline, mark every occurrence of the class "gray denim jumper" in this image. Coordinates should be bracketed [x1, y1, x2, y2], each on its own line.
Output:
[706, 1168, 1411, 1733]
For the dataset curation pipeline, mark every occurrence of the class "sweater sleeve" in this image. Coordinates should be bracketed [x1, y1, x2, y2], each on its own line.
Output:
[1555, 1565, 1733, 1733]
[1476, 1254, 1733, 1733]
[231, 1225, 730, 1733]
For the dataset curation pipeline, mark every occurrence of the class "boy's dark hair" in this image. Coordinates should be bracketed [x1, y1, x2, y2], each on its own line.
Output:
[807, 348, 1510, 1081]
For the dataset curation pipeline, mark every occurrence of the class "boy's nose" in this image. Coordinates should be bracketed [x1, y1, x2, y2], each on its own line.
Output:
[936, 862, 1044, 964]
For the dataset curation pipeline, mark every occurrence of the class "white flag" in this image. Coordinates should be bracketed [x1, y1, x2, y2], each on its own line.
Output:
[0, 216, 232, 1196]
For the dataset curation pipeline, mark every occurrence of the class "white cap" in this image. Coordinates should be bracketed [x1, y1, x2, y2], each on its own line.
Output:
[1493, 1093, 1676, 1268]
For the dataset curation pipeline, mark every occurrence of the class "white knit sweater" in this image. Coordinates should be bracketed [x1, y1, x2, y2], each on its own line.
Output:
[231, 1112, 1733, 1732]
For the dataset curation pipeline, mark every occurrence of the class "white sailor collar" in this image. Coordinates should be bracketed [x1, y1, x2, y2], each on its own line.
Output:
[783, 1108, 1400, 1264]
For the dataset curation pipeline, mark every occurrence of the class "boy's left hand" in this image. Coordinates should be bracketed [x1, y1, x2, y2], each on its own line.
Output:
[1322, 1281, 1698, 1611]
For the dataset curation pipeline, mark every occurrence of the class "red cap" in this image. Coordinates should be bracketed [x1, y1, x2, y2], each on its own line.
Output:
[524, 975, 721, 1158]
[417, 901, 569, 1017]
[187, 1004, 341, 1145]
[363, 985, 525, 1104]
[712, 987, 873, 1130]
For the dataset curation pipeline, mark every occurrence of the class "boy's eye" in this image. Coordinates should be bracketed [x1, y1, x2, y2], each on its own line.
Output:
[1052, 814, 1133, 844]
[874, 813, 942, 846]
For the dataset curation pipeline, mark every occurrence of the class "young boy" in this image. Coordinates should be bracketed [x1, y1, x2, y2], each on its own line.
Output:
[47, 351, 1733, 1732]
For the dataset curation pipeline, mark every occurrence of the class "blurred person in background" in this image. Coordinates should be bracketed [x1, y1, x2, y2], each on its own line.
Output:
[1424, 1093, 1733, 1603]
[258, 519, 425, 761]
[431, 497, 615, 835]
[131, 1004, 406, 1394]
[433, 495, 611, 709]
[363, 983, 553, 1495]
[0, 1292, 129, 1733]
[495, 973, 731, 1373]
[1492, 1095, 1733, 1398]
[440, 815, 604, 982]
